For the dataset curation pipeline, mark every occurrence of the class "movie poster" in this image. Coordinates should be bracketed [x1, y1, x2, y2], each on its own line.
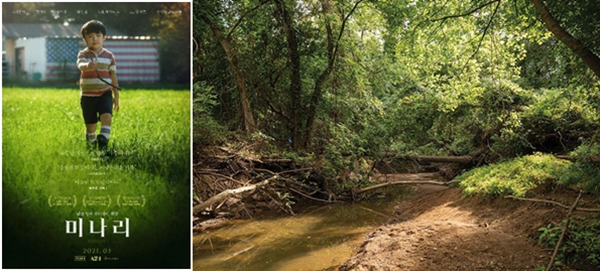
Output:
[2, 2, 191, 268]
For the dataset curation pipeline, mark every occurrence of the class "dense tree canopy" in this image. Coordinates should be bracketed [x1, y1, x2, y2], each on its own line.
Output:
[195, 0, 599, 163]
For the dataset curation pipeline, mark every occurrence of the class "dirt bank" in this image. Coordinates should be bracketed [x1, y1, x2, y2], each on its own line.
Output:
[338, 184, 591, 271]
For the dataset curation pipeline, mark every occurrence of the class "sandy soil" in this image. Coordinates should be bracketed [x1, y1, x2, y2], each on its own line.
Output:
[338, 184, 591, 271]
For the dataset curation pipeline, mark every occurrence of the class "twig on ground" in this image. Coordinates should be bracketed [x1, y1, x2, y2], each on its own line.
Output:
[504, 195, 600, 213]
[545, 190, 583, 271]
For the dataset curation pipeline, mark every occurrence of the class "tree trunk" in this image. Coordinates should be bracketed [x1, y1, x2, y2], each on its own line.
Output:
[201, 15, 257, 135]
[275, 0, 304, 149]
[531, 0, 600, 79]
[304, 0, 335, 149]
[304, 0, 364, 149]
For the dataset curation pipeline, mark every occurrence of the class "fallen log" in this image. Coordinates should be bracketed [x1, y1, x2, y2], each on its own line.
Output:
[372, 172, 443, 181]
[193, 176, 275, 215]
[504, 195, 600, 212]
[384, 147, 487, 164]
[555, 154, 600, 163]
[193, 218, 230, 233]
[353, 173, 449, 194]
[392, 154, 472, 163]
[354, 180, 449, 194]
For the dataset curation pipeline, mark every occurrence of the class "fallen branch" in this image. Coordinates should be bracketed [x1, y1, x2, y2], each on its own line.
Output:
[225, 245, 256, 261]
[193, 176, 275, 215]
[504, 195, 600, 213]
[373, 173, 442, 181]
[555, 155, 600, 163]
[196, 170, 247, 185]
[358, 206, 391, 219]
[447, 179, 462, 185]
[354, 180, 449, 194]
[260, 158, 294, 164]
[287, 187, 342, 203]
[217, 146, 264, 164]
[546, 190, 583, 271]
[391, 154, 472, 164]
[255, 167, 312, 176]
[384, 147, 488, 164]
[193, 218, 230, 233]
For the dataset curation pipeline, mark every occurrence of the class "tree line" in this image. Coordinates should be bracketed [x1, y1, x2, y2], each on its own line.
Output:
[197, 0, 599, 163]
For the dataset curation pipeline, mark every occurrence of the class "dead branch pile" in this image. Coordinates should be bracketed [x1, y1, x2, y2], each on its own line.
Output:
[194, 144, 482, 226]
[194, 145, 318, 220]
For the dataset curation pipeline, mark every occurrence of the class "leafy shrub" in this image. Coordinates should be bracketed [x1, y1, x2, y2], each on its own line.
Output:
[321, 123, 369, 193]
[539, 218, 600, 270]
[457, 153, 570, 197]
[559, 143, 600, 194]
[520, 88, 599, 154]
[193, 81, 227, 146]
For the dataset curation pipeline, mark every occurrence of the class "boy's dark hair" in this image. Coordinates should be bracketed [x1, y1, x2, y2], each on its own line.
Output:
[81, 20, 107, 37]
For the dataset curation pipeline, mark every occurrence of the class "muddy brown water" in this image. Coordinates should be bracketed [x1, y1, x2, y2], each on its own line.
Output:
[193, 187, 412, 271]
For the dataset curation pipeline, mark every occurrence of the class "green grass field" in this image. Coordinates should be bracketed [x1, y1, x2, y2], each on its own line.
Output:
[2, 87, 190, 268]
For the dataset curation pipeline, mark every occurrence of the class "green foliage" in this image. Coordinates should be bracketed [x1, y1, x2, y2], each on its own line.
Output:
[467, 84, 599, 159]
[544, 0, 600, 56]
[153, 2, 191, 84]
[320, 122, 369, 194]
[457, 153, 570, 197]
[193, 81, 227, 146]
[559, 143, 600, 194]
[539, 218, 600, 270]
[521, 87, 599, 153]
[196, 0, 600, 195]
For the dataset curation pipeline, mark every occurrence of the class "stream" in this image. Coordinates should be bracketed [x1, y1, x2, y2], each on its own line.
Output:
[193, 186, 412, 271]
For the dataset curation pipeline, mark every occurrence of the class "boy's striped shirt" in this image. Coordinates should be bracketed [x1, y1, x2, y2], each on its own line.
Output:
[77, 48, 117, 97]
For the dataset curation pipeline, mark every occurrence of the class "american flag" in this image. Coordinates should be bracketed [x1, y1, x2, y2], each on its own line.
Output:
[45, 38, 80, 82]
[45, 37, 160, 83]
[102, 39, 160, 83]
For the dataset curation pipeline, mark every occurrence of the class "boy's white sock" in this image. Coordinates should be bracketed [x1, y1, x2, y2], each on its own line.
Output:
[99, 126, 111, 140]
[86, 132, 97, 143]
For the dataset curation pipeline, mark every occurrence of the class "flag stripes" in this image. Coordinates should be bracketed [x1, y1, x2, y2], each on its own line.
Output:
[45, 37, 160, 83]
[45, 38, 80, 81]
[104, 39, 160, 83]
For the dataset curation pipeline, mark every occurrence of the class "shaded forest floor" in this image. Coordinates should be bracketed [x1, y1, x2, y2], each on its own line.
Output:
[339, 184, 597, 271]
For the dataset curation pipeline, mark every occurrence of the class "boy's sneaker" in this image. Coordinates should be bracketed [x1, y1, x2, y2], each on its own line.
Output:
[97, 134, 109, 150]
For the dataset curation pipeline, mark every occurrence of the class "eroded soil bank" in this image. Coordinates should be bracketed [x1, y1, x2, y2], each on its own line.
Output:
[339, 184, 595, 271]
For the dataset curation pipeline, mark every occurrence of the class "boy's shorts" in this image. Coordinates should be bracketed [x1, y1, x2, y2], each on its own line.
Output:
[80, 91, 113, 124]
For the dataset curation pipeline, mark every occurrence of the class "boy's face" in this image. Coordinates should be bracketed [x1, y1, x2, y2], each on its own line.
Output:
[83, 32, 106, 52]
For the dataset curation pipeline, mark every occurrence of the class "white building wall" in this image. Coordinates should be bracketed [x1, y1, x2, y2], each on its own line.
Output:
[3, 38, 16, 76]
[15, 37, 47, 81]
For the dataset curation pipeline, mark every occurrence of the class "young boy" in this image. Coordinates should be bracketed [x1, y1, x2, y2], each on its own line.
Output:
[77, 20, 120, 150]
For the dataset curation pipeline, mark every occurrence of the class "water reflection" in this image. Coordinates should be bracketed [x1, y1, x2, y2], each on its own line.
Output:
[194, 187, 410, 271]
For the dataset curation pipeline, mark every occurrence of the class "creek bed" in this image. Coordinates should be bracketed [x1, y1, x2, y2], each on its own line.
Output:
[193, 186, 412, 271]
